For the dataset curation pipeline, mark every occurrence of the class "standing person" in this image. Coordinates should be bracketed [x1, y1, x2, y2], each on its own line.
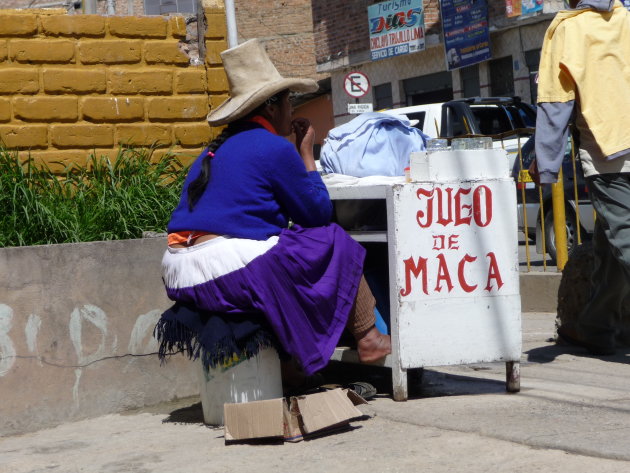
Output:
[156, 39, 391, 385]
[531, 0, 630, 355]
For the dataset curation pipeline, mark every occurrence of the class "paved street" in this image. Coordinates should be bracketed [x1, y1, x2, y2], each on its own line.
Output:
[2, 312, 630, 473]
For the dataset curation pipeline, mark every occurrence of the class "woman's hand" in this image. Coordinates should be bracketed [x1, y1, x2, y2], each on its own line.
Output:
[291, 117, 316, 171]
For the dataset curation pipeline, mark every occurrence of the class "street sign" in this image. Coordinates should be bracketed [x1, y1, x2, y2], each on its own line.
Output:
[348, 103, 373, 114]
[343, 72, 370, 98]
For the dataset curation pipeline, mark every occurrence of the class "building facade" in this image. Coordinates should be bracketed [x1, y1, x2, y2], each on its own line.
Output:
[312, 0, 566, 125]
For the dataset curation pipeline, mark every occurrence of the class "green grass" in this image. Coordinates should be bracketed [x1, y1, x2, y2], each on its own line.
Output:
[0, 147, 188, 247]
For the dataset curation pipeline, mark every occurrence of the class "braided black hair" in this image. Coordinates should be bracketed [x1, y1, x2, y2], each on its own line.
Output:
[186, 90, 289, 210]
[187, 127, 234, 210]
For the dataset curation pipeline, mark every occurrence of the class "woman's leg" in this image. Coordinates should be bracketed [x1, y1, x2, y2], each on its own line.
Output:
[347, 277, 392, 362]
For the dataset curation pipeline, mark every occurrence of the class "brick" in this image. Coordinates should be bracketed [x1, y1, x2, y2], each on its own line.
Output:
[108, 17, 168, 38]
[0, 41, 6, 62]
[51, 124, 114, 147]
[174, 123, 212, 146]
[0, 69, 39, 94]
[25, 150, 90, 174]
[175, 69, 207, 93]
[43, 68, 106, 94]
[205, 39, 227, 66]
[81, 97, 144, 122]
[157, 148, 200, 165]
[209, 93, 229, 110]
[207, 67, 228, 92]
[0, 125, 47, 149]
[41, 15, 106, 37]
[144, 41, 190, 65]
[0, 15, 38, 36]
[0, 98, 10, 122]
[204, 11, 227, 39]
[108, 69, 173, 94]
[116, 124, 172, 147]
[169, 16, 188, 39]
[79, 40, 142, 64]
[147, 97, 209, 120]
[10, 40, 75, 63]
[13, 97, 78, 122]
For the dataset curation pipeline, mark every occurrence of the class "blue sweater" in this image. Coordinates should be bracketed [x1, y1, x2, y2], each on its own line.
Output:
[168, 126, 333, 240]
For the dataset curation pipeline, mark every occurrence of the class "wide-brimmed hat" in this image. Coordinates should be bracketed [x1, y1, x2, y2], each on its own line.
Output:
[207, 39, 319, 126]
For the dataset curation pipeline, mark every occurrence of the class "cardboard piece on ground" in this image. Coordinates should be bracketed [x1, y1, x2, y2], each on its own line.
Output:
[224, 398, 285, 442]
[294, 388, 364, 434]
[224, 388, 367, 443]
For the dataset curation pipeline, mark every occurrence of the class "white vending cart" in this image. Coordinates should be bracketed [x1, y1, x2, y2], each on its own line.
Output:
[326, 148, 522, 401]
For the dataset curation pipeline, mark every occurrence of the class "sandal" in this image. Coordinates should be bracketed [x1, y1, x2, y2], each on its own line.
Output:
[319, 381, 377, 400]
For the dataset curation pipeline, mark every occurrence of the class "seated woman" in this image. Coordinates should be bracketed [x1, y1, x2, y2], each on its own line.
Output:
[158, 39, 390, 386]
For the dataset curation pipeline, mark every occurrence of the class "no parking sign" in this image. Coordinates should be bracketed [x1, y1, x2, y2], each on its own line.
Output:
[343, 72, 370, 98]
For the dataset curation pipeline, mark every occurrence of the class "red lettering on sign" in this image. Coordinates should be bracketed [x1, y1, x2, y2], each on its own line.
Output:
[458, 254, 478, 292]
[400, 252, 505, 297]
[485, 252, 504, 291]
[400, 256, 428, 296]
[473, 185, 493, 227]
[416, 188, 434, 228]
[416, 185, 492, 228]
[436, 187, 453, 226]
[434, 253, 454, 293]
[432, 234, 446, 250]
[448, 235, 459, 250]
[454, 187, 472, 225]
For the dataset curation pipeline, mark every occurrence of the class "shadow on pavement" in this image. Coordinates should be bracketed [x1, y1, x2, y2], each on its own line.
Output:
[526, 344, 630, 364]
[163, 402, 205, 424]
[322, 361, 508, 400]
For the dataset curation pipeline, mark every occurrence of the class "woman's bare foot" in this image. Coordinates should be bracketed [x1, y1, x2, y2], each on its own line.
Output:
[356, 326, 391, 363]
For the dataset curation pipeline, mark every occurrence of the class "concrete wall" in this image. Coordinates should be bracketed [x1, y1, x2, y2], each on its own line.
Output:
[0, 7, 229, 170]
[0, 237, 199, 436]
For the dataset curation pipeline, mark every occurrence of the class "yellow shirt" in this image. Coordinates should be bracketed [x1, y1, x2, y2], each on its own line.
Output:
[537, 1, 630, 158]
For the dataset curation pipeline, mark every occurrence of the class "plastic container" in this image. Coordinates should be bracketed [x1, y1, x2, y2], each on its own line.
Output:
[197, 346, 283, 425]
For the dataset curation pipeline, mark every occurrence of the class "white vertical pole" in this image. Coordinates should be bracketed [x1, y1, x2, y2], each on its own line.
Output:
[106, 0, 115, 15]
[83, 0, 97, 14]
[224, 0, 238, 48]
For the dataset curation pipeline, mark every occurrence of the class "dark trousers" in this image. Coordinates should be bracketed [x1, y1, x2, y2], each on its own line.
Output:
[577, 173, 630, 348]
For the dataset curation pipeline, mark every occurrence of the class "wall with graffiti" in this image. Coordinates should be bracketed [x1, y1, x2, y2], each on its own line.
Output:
[0, 237, 198, 436]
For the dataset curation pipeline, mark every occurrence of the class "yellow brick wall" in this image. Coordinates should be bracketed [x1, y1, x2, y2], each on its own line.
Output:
[0, 8, 229, 170]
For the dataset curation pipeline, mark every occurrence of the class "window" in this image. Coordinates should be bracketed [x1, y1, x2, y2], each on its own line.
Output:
[405, 111, 426, 131]
[403, 71, 453, 105]
[471, 107, 513, 135]
[460, 64, 480, 98]
[144, 0, 197, 15]
[489, 56, 514, 97]
[374, 83, 393, 110]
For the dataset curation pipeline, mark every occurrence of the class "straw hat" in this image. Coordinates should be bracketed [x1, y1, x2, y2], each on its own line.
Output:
[207, 39, 319, 126]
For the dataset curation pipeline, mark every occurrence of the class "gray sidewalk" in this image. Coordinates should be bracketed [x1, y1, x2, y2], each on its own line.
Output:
[2, 312, 630, 473]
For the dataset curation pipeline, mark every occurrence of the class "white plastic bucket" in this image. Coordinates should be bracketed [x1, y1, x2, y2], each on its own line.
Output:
[197, 347, 283, 425]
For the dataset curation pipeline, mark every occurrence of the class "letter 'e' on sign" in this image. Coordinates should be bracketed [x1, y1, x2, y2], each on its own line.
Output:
[343, 72, 370, 98]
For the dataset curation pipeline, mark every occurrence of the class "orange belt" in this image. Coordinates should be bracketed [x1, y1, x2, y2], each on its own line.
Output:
[167, 231, 211, 247]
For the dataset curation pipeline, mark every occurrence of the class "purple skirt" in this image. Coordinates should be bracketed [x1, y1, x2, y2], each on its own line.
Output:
[161, 223, 365, 375]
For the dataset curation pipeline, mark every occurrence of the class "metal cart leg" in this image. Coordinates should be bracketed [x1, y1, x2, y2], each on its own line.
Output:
[506, 361, 520, 393]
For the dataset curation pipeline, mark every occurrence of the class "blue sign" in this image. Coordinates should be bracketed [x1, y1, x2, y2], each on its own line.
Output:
[440, 0, 491, 71]
[368, 0, 425, 61]
[521, 0, 543, 16]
